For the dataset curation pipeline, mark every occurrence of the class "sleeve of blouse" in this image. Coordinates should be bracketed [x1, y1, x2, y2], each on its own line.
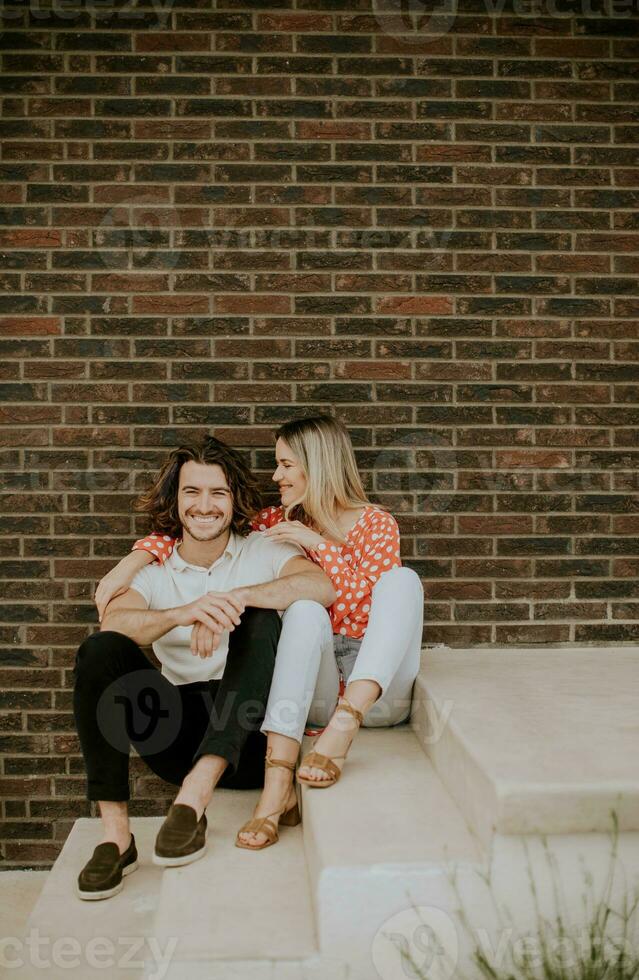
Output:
[250, 506, 284, 532]
[132, 533, 176, 565]
[308, 512, 402, 628]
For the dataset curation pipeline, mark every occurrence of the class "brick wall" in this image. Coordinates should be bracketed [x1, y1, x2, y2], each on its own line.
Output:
[1, 3, 638, 867]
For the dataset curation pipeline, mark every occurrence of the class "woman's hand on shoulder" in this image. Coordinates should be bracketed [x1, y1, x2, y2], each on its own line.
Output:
[262, 520, 325, 552]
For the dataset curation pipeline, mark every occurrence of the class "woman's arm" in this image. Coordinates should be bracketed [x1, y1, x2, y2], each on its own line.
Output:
[131, 533, 176, 561]
[94, 548, 157, 622]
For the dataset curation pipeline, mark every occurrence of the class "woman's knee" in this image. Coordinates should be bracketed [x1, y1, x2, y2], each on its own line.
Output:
[281, 599, 332, 633]
[373, 565, 423, 601]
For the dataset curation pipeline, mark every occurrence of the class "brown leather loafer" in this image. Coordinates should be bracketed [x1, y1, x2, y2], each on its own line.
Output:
[77, 834, 138, 901]
[153, 803, 207, 867]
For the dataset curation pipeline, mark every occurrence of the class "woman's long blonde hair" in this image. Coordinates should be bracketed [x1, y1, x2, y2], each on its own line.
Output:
[275, 415, 380, 544]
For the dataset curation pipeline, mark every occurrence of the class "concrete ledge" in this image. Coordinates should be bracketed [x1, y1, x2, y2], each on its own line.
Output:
[412, 647, 639, 844]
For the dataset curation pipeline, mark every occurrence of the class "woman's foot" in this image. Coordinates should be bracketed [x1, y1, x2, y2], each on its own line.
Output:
[297, 698, 363, 785]
[237, 763, 297, 848]
[237, 753, 297, 848]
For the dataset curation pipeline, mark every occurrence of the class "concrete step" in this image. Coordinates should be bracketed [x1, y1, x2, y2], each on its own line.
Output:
[300, 726, 485, 980]
[18, 816, 166, 980]
[411, 647, 639, 846]
[0, 869, 48, 935]
[146, 788, 323, 978]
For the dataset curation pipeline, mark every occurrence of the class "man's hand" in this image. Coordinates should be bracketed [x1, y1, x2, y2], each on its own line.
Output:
[173, 590, 246, 636]
[190, 622, 220, 659]
[187, 589, 250, 659]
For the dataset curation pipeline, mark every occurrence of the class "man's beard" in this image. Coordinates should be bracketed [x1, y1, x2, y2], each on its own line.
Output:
[182, 512, 232, 542]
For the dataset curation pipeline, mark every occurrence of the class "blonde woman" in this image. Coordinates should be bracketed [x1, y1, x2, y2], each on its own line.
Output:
[95, 415, 424, 849]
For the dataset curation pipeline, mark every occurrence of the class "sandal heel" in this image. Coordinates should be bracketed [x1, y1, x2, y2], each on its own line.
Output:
[279, 801, 301, 827]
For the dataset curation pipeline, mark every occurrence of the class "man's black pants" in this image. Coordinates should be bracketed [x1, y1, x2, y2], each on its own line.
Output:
[72, 607, 281, 802]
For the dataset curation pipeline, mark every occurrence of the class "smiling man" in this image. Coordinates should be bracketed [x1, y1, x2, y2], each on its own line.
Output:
[72, 436, 335, 901]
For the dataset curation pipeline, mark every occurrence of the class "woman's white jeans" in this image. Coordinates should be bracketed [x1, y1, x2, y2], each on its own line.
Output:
[261, 566, 424, 744]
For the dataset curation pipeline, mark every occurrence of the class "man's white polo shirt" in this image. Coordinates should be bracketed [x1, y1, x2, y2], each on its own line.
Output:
[129, 530, 304, 686]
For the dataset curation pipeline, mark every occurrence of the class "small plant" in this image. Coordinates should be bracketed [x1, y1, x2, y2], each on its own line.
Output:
[452, 810, 639, 980]
[388, 811, 639, 980]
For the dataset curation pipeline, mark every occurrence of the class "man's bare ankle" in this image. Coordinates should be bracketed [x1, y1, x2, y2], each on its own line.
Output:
[100, 830, 132, 854]
[174, 778, 213, 819]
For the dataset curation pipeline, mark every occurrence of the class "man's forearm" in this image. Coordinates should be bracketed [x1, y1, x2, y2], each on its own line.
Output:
[237, 569, 336, 611]
[100, 607, 180, 646]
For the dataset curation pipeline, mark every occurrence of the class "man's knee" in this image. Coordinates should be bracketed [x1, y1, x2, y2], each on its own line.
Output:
[74, 630, 136, 676]
[232, 606, 282, 649]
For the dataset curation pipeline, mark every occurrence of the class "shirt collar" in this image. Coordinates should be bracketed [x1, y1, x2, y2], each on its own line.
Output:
[168, 530, 241, 573]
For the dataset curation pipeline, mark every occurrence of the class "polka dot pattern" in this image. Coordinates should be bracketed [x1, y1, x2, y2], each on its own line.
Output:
[305, 504, 402, 638]
[135, 537, 175, 559]
[133, 503, 402, 640]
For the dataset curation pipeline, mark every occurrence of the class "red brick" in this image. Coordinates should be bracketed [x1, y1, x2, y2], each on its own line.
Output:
[132, 295, 210, 314]
[135, 32, 211, 52]
[92, 274, 169, 293]
[297, 121, 371, 140]
[93, 184, 172, 204]
[496, 624, 570, 644]
[375, 296, 453, 315]
[259, 14, 333, 30]
[214, 295, 291, 314]
[334, 360, 412, 380]
[495, 450, 572, 469]
[0, 317, 61, 336]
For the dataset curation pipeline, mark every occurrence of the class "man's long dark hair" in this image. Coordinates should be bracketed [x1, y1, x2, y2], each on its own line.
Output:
[133, 436, 262, 538]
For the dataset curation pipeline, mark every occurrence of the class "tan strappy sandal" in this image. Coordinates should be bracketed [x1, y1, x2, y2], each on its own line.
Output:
[235, 752, 301, 850]
[296, 696, 364, 789]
